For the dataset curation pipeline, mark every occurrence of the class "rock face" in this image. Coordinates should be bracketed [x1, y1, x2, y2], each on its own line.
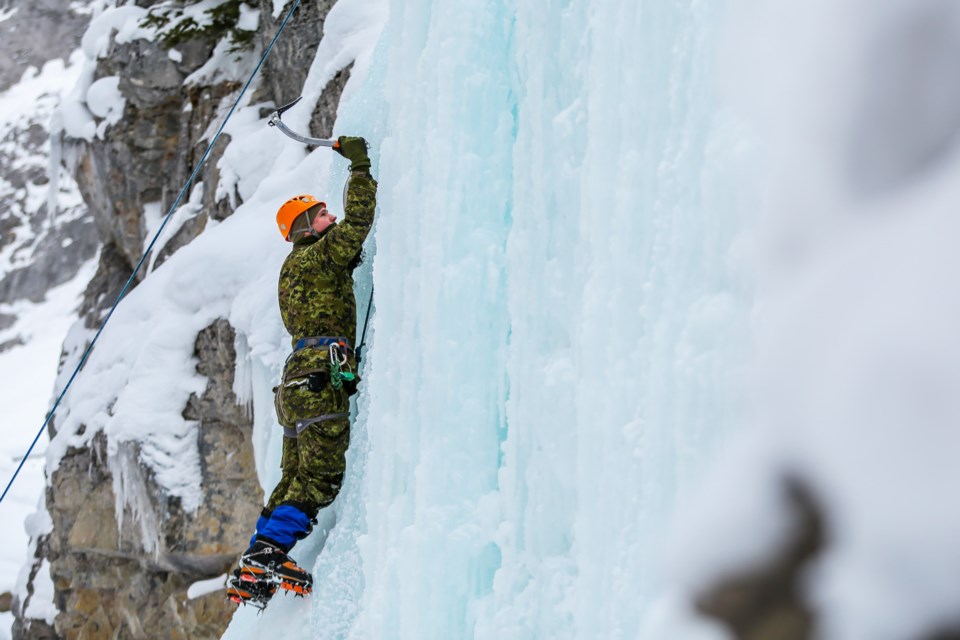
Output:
[14, 1, 354, 637]
[16, 321, 260, 640]
[0, 0, 99, 315]
[0, 0, 89, 92]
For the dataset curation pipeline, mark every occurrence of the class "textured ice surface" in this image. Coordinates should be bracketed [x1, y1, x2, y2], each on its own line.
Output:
[225, 0, 750, 638]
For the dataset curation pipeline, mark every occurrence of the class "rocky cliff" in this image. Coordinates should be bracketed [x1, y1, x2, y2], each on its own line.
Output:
[0, 0, 89, 94]
[13, 1, 350, 638]
[0, 0, 97, 317]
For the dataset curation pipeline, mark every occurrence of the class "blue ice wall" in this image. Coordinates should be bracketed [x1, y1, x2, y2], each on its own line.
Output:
[225, 0, 752, 638]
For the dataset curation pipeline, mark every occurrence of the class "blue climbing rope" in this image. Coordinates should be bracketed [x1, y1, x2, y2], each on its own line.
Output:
[0, 0, 303, 505]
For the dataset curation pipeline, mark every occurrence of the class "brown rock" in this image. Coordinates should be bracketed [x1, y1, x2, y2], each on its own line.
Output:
[695, 479, 822, 640]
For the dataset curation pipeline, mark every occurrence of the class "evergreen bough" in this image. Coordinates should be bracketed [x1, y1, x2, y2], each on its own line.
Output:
[141, 0, 258, 52]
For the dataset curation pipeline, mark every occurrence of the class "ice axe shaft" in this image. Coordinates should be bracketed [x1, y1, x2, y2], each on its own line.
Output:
[268, 97, 339, 148]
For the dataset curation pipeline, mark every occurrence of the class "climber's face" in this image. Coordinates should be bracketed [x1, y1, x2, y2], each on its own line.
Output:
[311, 206, 337, 235]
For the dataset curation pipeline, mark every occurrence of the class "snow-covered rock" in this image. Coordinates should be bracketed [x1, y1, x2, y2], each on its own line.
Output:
[14, 0, 355, 637]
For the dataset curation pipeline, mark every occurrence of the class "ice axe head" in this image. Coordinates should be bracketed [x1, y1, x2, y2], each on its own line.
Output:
[267, 96, 336, 148]
[275, 96, 303, 117]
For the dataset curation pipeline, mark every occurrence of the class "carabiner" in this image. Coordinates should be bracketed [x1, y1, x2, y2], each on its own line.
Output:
[329, 343, 348, 367]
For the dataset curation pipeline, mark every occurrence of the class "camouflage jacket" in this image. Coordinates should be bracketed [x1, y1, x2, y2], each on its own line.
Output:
[278, 172, 377, 380]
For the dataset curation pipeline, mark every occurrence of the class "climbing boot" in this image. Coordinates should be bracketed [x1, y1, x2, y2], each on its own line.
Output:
[239, 539, 313, 596]
[227, 566, 276, 609]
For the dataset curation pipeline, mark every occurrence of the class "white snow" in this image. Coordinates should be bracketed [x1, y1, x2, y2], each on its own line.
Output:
[85, 76, 123, 120]
[65, 5, 154, 142]
[80, 6, 149, 59]
[184, 38, 259, 87]
[271, 0, 289, 20]
[59, 54, 98, 142]
[216, 104, 291, 206]
[188, 574, 228, 600]
[0, 260, 95, 636]
[22, 560, 55, 625]
[86, 75, 126, 137]
[144, 185, 205, 274]
[141, 201, 164, 255]
[0, 258, 97, 449]
[0, 57, 82, 135]
[0, 47, 94, 638]
[68, 2, 96, 18]
[237, 5, 260, 33]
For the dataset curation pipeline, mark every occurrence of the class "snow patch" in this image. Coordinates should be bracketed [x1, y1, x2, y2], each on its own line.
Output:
[86, 75, 126, 137]
[185, 38, 258, 86]
[58, 52, 97, 142]
[238, 5, 260, 32]
[144, 182, 205, 275]
[22, 560, 56, 625]
[216, 104, 290, 207]
[81, 6, 149, 59]
[59, 99, 96, 142]
[188, 574, 228, 600]
[141, 201, 164, 255]
[10, 505, 54, 626]
[68, 2, 96, 17]
[271, 0, 289, 19]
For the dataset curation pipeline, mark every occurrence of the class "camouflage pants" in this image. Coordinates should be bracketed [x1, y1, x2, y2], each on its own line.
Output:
[267, 379, 351, 519]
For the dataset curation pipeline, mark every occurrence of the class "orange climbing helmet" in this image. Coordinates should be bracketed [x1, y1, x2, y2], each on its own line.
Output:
[276, 194, 325, 240]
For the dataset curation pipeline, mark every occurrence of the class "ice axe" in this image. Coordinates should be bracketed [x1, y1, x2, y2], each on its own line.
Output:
[268, 96, 340, 149]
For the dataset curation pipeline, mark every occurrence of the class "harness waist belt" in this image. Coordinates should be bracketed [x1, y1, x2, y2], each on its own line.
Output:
[293, 335, 352, 353]
[283, 412, 350, 439]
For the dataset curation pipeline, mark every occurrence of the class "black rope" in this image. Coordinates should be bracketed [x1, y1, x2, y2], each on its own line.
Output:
[0, 0, 304, 506]
[355, 285, 375, 366]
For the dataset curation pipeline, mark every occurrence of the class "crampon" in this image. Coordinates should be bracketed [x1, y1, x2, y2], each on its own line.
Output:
[235, 540, 314, 604]
[226, 568, 312, 611]
[227, 567, 277, 611]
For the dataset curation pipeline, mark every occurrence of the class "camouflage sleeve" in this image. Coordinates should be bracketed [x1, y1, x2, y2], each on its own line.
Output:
[309, 172, 377, 268]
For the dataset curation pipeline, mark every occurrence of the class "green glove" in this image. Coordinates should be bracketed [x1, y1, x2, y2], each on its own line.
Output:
[335, 136, 371, 173]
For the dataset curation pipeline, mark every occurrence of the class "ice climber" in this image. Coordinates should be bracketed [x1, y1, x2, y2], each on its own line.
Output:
[227, 136, 376, 608]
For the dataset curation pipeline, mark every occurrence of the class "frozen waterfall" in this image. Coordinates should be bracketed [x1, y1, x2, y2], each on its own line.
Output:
[225, 0, 751, 638]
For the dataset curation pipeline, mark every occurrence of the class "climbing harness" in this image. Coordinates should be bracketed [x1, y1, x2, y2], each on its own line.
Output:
[274, 335, 359, 431]
[282, 336, 355, 389]
[0, 0, 306, 506]
[293, 335, 351, 354]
